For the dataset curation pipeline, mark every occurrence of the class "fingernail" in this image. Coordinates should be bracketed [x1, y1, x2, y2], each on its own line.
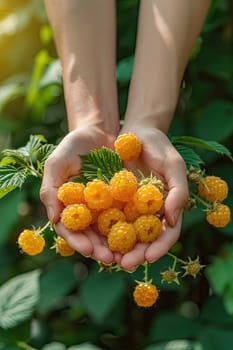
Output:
[47, 206, 54, 223]
[172, 209, 180, 226]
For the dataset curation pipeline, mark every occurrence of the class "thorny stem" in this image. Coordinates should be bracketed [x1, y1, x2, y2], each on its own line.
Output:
[190, 192, 212, 209]
[172, 256, 177, 271]
[167, 252, 186, 265]
[38, 221, 52, 235]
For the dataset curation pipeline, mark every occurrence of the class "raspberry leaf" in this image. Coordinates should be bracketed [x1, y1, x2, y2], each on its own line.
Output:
[0, 165, 28, 198]
[172, 136, 233, 161]
[78, 147, 123, 182]
[174, 145, 204, 170]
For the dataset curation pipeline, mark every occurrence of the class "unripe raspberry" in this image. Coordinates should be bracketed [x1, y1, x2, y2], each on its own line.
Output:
[114, 132, 142, 161]
[133, 282, 159, 307]
[84, 179, 113, 210]
[57, 182, 85, 206]
[61, 204, 92, 231]
[18, 229, 45, 256]
[182, 257, 205, 278]
[161, 268, 180, 284]
[206, 203, 231, 228]
[97, 208, 126, 236]
[108, 221, 136, 254]
[198, 176, 228, 203]
[53, 236, 75, 257]
[110, 169, 138, 202]
[134, 184, 163, 214]
[134, 215, 162, 243]
[123, 201, 140, 222]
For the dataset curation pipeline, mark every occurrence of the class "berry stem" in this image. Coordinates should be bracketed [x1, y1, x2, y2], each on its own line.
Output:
[38, 221, 53, 235]
[167, 252, 186, 265]
[190, 191, 212, 209]
[143, 261, 149, 282]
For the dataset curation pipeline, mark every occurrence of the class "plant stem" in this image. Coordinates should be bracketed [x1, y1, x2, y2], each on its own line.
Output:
[167, 252, 186, 265]
[143, 261, 149, 282]
[190, 191, 211, 209]
[17, 341, 38, 350]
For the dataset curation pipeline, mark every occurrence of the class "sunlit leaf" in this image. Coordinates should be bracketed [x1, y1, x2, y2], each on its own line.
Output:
[0, 165, 27, 189]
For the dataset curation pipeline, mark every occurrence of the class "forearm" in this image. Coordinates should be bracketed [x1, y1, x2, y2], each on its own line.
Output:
[44, 0, 119, 135]
[124, 0, 211, 132]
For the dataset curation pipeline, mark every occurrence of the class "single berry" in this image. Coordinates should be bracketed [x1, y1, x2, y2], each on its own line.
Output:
[134, 184, 163, 214]
[53, 236, 75, 257]
[198, 176, 228, 203]
[206, 203, 231, 228]
[110, 169, 138, 202]
[18, 229, 45, 256]
[57, 182, 85, 206]
[134, 215, 162, 243]
[84, 179, 113, 210]
[123, 201, 140, 222]
[133, 282, 159, 307]
[61, 204, 92, 231]
[108, 221, 136, 254]
[114, 132, 142, 161]
[98, 208, 126, 236]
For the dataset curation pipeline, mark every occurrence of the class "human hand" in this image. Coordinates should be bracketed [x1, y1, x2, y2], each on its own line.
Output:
[40, 126, 117, 264]
[115, 126, 188, 271]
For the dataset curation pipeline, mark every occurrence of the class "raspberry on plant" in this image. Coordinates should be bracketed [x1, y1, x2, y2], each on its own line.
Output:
[198, 176, 228, 203]
[133, 282, 159, 307]
[18, 229, 45, 256]
[134, 215, 162, 243]
[57, 182, 85, 206]
[110, 169, 138, 202]
[108, 221, 136, 254]
[84, 179, 113, 210]
[123, 201, 140, 222]
[97, 208, 126, 236]
[61, 204, 92, 231]
[206, 203, 231, 228]
[53, 236, 75, 257]
[134, 184, 163, 214]
[114, 132, 142, 161]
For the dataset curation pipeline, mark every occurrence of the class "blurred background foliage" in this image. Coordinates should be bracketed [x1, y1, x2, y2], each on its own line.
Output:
[0, 0, 232, 349]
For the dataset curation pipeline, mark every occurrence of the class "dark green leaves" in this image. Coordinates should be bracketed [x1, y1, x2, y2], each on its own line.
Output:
[0, 270, 40, 329]
[79, 147, 122, 182]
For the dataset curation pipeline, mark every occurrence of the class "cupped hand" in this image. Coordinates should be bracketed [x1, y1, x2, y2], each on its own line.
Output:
[117, 126, 189, 271]
[40, 126, 116, 264]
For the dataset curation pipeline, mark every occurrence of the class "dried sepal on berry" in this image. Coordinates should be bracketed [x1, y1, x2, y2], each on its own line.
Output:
[161, 267, 180, 285]
[138, 172, 164, 193]
[51, 236, 75, 257]
[182, 256, 205, 278]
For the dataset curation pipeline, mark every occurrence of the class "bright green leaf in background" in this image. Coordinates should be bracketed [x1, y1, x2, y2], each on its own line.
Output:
[0, 270, 40, 329]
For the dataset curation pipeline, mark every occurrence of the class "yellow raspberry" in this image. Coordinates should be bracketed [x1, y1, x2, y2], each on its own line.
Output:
[57, 182, 85, 206]
[61, 204, 92, 231]
[114, 132, 142, 161]
[18, 229, 45, 256]
[133, 282, 159, 307]
[134, 215, 162, 243]
[98, 208, 126, 236]
[134, 184, 163, 214]
[53, 236, 75, 257]
[110, 169, 138, 202]
[198, 176, 228, 202]
[206, 203, 231, 228]
[123, 201, 140, 222]
[111, 199, 125, 210]
[89, 209, 100, 224]
[84, 179, 113, 210]
[108, 221, 136, 254]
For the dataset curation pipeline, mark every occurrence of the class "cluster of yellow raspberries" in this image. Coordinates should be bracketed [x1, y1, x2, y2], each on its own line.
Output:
[58, 133, 164, 255]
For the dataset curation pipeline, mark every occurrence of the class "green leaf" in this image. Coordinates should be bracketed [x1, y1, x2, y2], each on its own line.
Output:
[39, 59, 62, 88]
[223, 284, 233, 315]
[117, 55, 134, 84]
[79, 147, 122, 182]
[144, 340, 203, 350]
[36, 143, 56, 165]
[38, 260, 77, 314]
[0, 270, 40, 329]
[0, 165, 28, 192]
[0, 186, 16, 199]
[175, 144, 204, 169]
[68, 344, 102, 350]
[79, 269, 125, 324]
[24, 134, 47, 155]
[42, 342, 66, 350]
[172, 136, 233, 161]
[198, 326, 233, 350]
[0, 83, 25, 113]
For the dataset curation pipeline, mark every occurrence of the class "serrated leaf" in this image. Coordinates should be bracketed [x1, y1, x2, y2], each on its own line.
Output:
[0, 157, 16, 166]
[24, 134, 47, 155]
[0, 186, 16, 199]
[1, 149, 28, 165]
[172, 136, 233, 161]
[0, 270, 40, 329]
[79, 147, 122, 182]
[36, 143, 56, 165]
[175, 144, 204, 169]
[0, 165, 28, 189]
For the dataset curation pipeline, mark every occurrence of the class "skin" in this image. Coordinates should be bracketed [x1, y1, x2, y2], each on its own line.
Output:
[41, 0, 211, 270]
